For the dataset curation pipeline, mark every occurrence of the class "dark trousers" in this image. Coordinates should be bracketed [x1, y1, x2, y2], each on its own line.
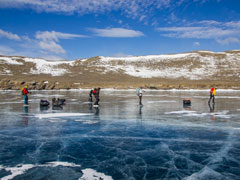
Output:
[139, 94, 142, 105]
[208, 94, 215, 103]
[89, 95, 93, 102]
[24, 95, 28, 104]
[94, 96, 100, 105]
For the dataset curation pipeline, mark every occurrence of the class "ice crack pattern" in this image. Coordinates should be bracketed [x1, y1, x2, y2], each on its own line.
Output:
[0, 90, 240, 179]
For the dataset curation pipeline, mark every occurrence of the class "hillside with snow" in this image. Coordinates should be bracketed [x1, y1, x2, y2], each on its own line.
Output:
[0, 50, 240, 89]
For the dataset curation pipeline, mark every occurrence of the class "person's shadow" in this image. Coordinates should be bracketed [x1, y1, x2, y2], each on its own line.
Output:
[139, 105, 143, 116]
[208, 102, 215, 112]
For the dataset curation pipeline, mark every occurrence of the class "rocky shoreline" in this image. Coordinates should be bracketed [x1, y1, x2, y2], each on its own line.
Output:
[1, 78, 240, 90]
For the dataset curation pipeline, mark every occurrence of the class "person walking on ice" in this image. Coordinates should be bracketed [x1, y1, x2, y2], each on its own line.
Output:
[136, 86, 145, 106]
[89, 89, 93, 102]
[93, 88, 101, 107]
[22, 86, 31, 105]
[208, 87, 216, 104]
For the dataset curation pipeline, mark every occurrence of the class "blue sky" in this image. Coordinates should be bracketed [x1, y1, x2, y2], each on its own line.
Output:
[0, 0, 240, 60]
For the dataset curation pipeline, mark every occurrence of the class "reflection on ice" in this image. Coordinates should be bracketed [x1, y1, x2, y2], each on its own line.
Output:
[0, 90, 240, 179]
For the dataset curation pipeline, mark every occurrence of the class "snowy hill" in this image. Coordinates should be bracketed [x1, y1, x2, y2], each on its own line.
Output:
[1, 50, 240, 89]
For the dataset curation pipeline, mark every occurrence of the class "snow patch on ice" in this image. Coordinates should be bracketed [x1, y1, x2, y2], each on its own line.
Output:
[147, 100, 177, 103]
[165, 110, 197, 115]
[0, 101, 22, 104]
[217, 96, 240, 99]
[0, 162, 112, 180]
[79, 168, 113, 180]
[49, 119, 67, 123]
[1, 164, 35, 180]
[32, 94, 64, 97]
[165, 110, 232, 119]
[75, 120, 99, 124]
[45, 161, 81, 168]
[35, 113, 93, 119]
[82, 102, 93, 104]
[0, 161, 82, 180]
[184, 166, 225, 180]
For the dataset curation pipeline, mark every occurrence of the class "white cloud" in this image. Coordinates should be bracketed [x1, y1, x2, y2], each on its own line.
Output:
[40, 54, 65, 61]
[216, 37, 240, 45]
[36, 31, 86, 41]
[36, 31, 86, 54]
[157, 26, 235, 39]
[39, 40, 66, 54]
[169, 12, 178, 22]
[90, 28, 144, 38]
[225, 21, 240, 28]
[112, 53, 133, 57]
[194, 42, 200, 46]
[196, 20, 221, 26]
[139, 15, 147, 22]
[156, 20, 240, 45]
[0, 29, 21, 40]
[0, 45, 15, 55]
[0, 0, 172, 21]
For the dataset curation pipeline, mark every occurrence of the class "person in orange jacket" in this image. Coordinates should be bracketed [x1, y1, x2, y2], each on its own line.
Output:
[22, 86, 31, 105]
[208, 87, 216, 104]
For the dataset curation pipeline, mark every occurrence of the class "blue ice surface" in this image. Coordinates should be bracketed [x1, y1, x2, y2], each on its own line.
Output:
[0, 90, 240, 180]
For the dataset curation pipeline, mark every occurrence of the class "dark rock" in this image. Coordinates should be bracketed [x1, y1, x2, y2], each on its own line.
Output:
[38, 83, 46, 90]
[32, 82, 37, 86]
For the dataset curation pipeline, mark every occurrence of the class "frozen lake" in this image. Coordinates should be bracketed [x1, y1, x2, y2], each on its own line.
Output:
[0, 90, 240, 180]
